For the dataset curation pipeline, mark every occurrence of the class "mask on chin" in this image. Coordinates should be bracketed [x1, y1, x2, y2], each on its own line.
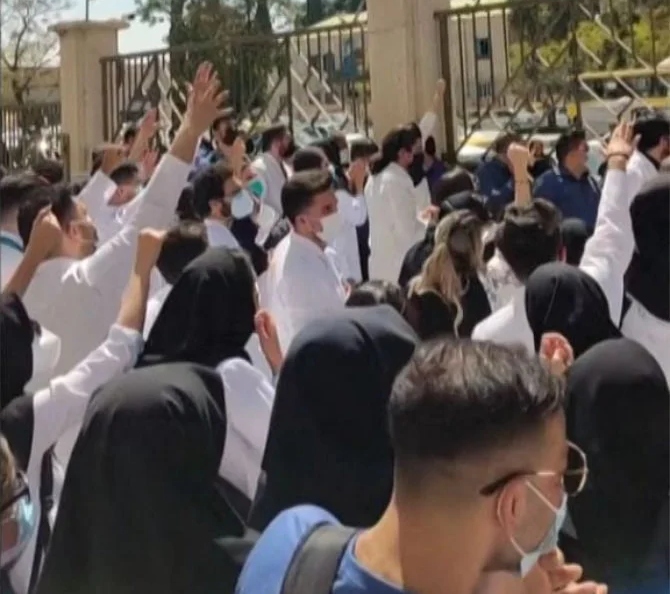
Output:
[0, 480, 37, 570]
[408, 152, 426, 186]
[25, 324, 61, 393]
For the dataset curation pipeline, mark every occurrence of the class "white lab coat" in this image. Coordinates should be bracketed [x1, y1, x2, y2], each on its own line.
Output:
[5, 324, 142, 594]
[366, 162, 428, 283]
[0, 230, 24, 289]
[266, 231, 347, 354]
[22, 154, 192, 464]
[251, 152, 288, 215]
[332, 189, 367, 282]
[205, 218, 241, 249]
[473, 168, 636, 352]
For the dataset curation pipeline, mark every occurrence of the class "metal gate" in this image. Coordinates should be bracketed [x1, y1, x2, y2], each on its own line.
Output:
[100, 21, 371, 148]
[435, 0, 670, 162]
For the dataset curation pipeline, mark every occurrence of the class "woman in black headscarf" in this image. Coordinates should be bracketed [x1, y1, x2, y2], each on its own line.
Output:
[525, 262, 620, 359]
[35, 363, 248, 594]
[249, 305, 418, 531]
[560, 218, 590, 266]
[0, 294, 34, 409]
[564, 339, 669, 593]
[137, 247, 256, 368]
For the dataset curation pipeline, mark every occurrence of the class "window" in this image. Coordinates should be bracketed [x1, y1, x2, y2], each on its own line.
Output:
[475, 37, 491, 60]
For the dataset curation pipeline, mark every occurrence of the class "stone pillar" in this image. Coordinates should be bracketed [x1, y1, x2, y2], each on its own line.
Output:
[366, 0, 451, 147]
[50, 19, 128, 177]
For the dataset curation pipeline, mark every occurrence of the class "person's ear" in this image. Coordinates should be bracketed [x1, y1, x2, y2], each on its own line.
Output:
[496, 481, 528, 537]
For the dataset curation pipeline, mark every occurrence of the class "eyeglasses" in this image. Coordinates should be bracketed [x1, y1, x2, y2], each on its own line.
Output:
[479, 441, 588, 498]
[0, 472, 30, 518]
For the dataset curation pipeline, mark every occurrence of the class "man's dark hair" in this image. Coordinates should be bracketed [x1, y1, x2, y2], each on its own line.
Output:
[389, 339, 564, 473]
[292, 147, 326, 173]
[261, 123, 288, 153]
[211, 110, 235, 135]
[109, 161, 140, 186]
[156, 221, 208, 285]
[432, 167, 475, 206]
[425, 136, 438, 157]
[555, 130, 586, 164]
[492, 133, 521, 156]
[280, 169, 332, 224]
[633, 110, 670, 154]
[191, 162, 235, 219]
[33, 159, 65, 185]
[0, 173, 48, 221]
[346, 280, 407, 315]
[176, 185, 198, 221]
[497, 198, 562, 282]
[122, 124, 138, 147]
[262, 217, 291, 252]
[18, 183, 76, 246]
[350, 138, 378, 162]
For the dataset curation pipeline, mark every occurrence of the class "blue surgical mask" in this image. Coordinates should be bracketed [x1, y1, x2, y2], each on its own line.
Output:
[231, 191, 255, 220]
[1, 488, 37, 569]
[516, 489, 568, 577]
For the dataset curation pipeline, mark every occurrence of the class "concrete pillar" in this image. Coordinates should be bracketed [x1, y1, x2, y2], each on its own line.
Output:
[50, 19, 128, 177]
[366, 0, 451, 146]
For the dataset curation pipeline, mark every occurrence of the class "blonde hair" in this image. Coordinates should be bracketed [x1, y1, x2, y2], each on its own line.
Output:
[1, 435, 16, 517]
[410, 211, 484, 335]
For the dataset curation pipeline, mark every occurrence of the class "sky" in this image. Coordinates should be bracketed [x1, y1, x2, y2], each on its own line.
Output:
[61, 0, 169, 54]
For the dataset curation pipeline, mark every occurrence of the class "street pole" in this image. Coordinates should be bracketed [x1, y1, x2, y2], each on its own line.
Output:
[85, 0, 90, 21]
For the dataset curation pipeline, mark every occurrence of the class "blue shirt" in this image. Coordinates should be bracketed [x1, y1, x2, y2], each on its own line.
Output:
[533, 167, 601, 229]
[475, 158, 514, 218]
[235, 505, 404, 594]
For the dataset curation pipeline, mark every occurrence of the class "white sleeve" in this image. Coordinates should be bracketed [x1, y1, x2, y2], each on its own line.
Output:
[29, 325, 143, 462]
[386, 178, 425, 248]
[77, 154, 192, 295]
[335, 189, 367, 227]
[419, 111, 438, 141]
[78, 171, 117, 230]
[579, 169, 635, 325]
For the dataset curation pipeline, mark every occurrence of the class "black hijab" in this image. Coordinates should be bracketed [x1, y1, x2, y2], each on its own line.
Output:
[525, 262, 620, 358]
[35, 363, 247, 594]
[626, 173, 670, 321]
[560, 218, 590, 266]
[137, 247, 256, 368]
[566, 339, 669, 587]
[249, 305, 418, 531]
[0, 293, 34, 408]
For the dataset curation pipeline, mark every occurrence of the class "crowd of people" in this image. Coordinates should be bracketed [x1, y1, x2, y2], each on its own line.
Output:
[0, 62, 668, 594]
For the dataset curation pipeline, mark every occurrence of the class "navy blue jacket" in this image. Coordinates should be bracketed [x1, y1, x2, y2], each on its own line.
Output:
[533, 166, 601, 230]
[475, 158, 514, 219]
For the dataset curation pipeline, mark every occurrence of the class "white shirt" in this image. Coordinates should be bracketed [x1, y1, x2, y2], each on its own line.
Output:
[622, 298, 670, 387]
[626, 150, 658, 202]
[7, 324, 142, 594]
[473, 169, 635, 352]
[485, 249, 523, 312]
[251, 152, 288, 215]
[143, 284, 172, 338]
[205, 218, 240, 249]
[78, 173, 119, 245]
[217, 354, 275, 500]
[0, 230, 24, 289]
[332, 189, 367, 282]
[266, 231, 347, 353]
[22, 154, 192, 464]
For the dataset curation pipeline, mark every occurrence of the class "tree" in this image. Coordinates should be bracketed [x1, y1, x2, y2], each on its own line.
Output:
[1, 0, 71, 106]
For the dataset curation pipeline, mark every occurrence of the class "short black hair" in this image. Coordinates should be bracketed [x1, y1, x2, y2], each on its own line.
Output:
[0, 173, 48, 221]
[156, 221, 208, 285]
[346, 280, 407, 316]
[492, 133, 521, 155]
[18, 183, 76, 246]
[262, 217, 291, 251]
[211, 110, 235, 134]
[176, 185, 198, 221]
[633, 110, 670, 153]
[280, 169, 332, 224]
[32, 158, 64, 185]
[425, 136, 437, 157]
[191, 162, 234, 219]
[432, 167, 475, 206]
[497, 199, 562, 282]
[122, 124, 138, 146]
[261, 123, 288, 153]
[389, 338, 564, 470]
[350, 138, 378, 162]
[555, 130, 586, 164]
[292, 147, 326, 173]
[109, 161, 140, 186]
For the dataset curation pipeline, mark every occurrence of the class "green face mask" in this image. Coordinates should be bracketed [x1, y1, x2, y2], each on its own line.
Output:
[247, 177, 265, 200]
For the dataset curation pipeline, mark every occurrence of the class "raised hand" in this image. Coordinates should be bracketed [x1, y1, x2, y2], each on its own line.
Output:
[128, 109, 159, 162]
[184, 62, 230, 137]
[255, 309, 283, 374]
[606, 119, 639, 161]
[507, 142, 532, 173]
[100, 143, 126, 176]
[540, 332, 574, 377]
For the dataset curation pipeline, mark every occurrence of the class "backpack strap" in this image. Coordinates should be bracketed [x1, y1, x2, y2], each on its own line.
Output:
[280, 524, 357, 594]
[27, 447, 54, 594]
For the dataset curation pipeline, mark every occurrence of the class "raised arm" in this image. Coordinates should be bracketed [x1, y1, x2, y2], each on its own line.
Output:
[579, 120, 638, 325]
[419, 79, 446, 141]
[78, 144, 124, 230]
[20, 227, 165, 465]
[508, 143, 532, 206]
[78, 62, 229, 294]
